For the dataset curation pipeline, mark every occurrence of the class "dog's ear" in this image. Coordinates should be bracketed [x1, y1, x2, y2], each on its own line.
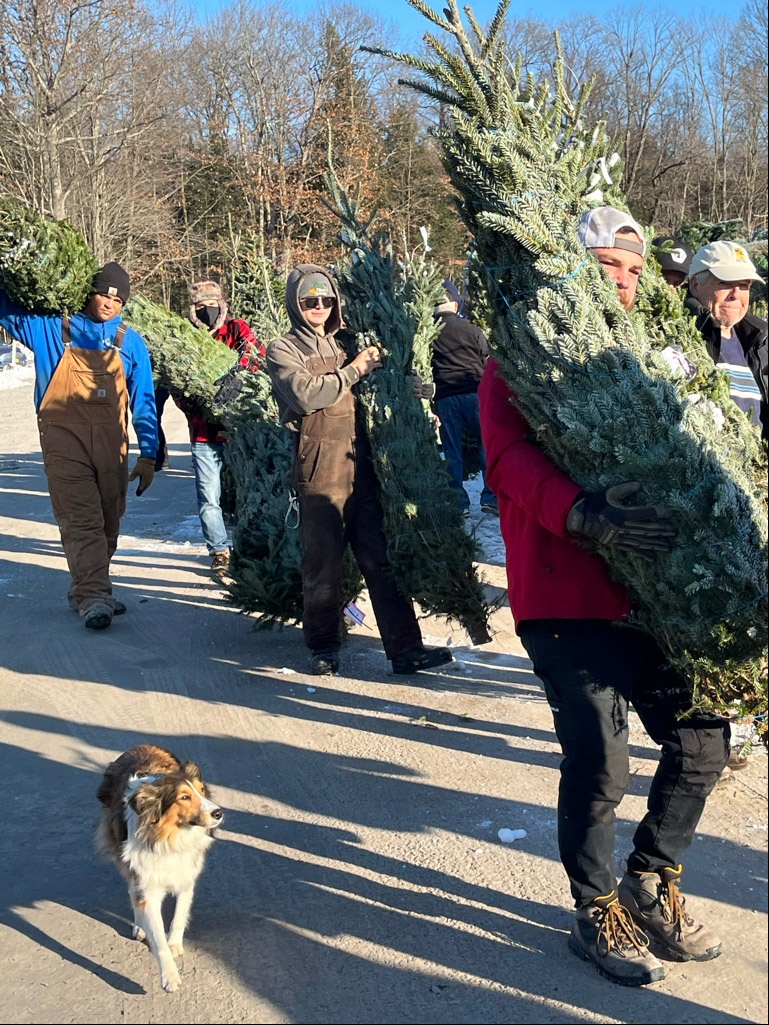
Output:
[180, 760, 202, 780]
[180, 760, 211, 799]
[130, 782, 165, 824]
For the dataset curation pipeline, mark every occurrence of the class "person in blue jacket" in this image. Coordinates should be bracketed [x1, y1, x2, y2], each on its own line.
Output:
[0, 262, 158, 630]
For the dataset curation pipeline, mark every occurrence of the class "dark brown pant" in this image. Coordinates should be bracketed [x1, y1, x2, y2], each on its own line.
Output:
[299, 456, 421, 660]
[39, 421, 128, 609]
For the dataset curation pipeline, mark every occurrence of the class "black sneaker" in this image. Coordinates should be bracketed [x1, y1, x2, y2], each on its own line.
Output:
[311, 652, 340, 676]
[569, 892, 665, 986]
[391, 645, 453, 675]
[82, 602, 113, 631]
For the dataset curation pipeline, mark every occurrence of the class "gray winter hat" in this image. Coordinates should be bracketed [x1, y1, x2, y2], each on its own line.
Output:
[298, 272, 334, 299]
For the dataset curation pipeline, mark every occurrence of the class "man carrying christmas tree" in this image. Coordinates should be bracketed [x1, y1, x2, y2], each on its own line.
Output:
[266, 264, 452, 677]
[0, 262, 158, 630]
[183, 279, 265, 581]
[686, 240, 767, 439]
[479, 206, 729, 987]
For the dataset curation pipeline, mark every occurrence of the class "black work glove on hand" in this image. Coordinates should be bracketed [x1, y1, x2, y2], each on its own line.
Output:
[213, 366, 245, 408]
[566, 482, 677, 560]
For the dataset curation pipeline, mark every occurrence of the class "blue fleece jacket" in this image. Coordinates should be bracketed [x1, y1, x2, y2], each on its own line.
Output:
[0, 292, 158, 457]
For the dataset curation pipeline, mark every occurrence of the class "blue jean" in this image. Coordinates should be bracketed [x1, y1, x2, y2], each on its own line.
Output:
[435, 392, 496, 509]
[191, 441, 229, 554]
[519, 619, 729, 907]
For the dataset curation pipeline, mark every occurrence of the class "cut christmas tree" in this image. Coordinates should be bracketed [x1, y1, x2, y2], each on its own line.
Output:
[368, 0, 767, 724]
[0, 200, 98, 314]
[325, 169, 492, 644]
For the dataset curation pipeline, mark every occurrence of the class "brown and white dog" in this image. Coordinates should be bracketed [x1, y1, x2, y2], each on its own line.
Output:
[96, 744, 223, 992]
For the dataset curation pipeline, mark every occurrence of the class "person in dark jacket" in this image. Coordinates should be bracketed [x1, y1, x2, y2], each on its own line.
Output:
[0, 262, 158, 630]
[479, 206, 728, 988]
[266, 264, 452, 678]
[181, 279, 265, 580]
[431, 280, 497, 515]
[686, 240, 767, 439]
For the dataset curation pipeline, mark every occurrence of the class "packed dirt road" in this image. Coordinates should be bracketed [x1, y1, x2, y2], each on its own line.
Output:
[1, 372, 766, 1024]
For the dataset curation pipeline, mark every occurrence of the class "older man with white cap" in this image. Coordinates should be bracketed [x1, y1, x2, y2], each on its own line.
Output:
[686, 240, 767, 439]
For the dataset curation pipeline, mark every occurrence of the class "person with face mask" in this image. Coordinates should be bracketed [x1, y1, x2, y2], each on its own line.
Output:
[182, 280, 265, 580]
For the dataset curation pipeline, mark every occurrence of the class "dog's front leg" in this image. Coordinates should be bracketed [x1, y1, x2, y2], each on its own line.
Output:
[139, 888, 181, 993]
[167, 883, 195, 957]
[127, 880, 147, 943]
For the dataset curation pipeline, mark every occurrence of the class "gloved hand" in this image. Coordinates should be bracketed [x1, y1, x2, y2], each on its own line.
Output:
[410, 370, 436, 400]
[566, 481, 677, 560]
[213, 365, 245, 408]
[129, 457, 156, 496]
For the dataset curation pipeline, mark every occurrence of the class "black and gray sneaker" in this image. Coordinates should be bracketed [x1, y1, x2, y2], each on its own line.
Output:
[569, 892, 665, 986]
[311, 652, 340, 676]
[391, 645, 453, 675]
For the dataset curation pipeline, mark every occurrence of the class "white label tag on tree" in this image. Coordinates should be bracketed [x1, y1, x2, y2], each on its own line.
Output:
[343, 602, 368, 628]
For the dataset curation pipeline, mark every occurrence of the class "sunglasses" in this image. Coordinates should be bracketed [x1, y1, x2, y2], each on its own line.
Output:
[299, 296, 335, 310]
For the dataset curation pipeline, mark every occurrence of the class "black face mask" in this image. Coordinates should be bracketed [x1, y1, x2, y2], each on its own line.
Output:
[196, 304, 220, 328]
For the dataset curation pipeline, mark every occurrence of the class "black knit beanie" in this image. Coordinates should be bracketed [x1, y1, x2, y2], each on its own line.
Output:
[91, 262, 130, 304]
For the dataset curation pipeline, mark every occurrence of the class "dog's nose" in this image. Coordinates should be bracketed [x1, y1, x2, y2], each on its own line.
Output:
[212, 808, 223, 821]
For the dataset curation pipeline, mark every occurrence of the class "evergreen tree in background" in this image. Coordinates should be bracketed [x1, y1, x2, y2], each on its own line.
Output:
[369, 0, 767, 724]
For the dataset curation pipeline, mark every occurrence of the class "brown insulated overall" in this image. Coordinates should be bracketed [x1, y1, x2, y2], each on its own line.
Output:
[37, 318, 130, 613]
[295, 351, 422, 659]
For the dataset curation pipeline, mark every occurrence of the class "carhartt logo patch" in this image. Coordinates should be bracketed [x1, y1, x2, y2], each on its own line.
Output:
[97, 389, 107, 398]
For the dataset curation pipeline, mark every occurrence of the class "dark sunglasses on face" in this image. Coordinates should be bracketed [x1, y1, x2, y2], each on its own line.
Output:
[300, 296, 335, 310]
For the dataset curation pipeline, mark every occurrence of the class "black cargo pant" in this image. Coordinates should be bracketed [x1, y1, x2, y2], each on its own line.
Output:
[519, 619, 729, 907]
[295, 360, 421, 662]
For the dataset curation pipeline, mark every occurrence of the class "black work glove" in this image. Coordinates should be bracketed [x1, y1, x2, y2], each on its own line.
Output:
[566, 481, 677, 560]
[213, 366, 245, 408]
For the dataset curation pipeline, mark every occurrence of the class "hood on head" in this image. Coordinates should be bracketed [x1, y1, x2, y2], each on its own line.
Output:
[286, 264, 344, 337]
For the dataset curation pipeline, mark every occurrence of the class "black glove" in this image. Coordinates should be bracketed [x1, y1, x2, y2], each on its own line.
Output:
[566, 481, 677, 560]
[213, 366, 245, 408]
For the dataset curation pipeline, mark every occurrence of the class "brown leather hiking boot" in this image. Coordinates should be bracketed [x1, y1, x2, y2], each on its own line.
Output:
[211, 550, 231, 581]
[569, 892, 665, 986]
[618, 865, 722, 962]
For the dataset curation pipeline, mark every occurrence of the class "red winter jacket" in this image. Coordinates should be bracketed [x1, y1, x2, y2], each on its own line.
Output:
[181, 317, 265, 443]
[478, 358, 631, 630]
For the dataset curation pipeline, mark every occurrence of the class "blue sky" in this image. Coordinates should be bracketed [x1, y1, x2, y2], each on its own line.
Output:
[194, 0, 744, 44]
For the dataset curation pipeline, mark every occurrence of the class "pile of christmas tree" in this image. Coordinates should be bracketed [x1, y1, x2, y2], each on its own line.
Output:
[369, 0, 767, 723]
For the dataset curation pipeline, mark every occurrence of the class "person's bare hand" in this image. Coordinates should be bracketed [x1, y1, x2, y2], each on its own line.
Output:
[352, 346, 382, 377]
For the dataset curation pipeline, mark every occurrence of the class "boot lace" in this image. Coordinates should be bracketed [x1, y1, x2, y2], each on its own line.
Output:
[658, 877, 695, 931]
[595, 899, 650, 958]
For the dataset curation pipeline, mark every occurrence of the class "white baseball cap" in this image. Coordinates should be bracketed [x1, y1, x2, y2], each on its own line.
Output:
[689, 240, 763, 283]
[578, 206, 647, 256]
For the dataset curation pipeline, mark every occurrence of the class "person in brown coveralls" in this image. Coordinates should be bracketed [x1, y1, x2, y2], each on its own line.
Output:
[0, 263, 158, 630]
[266, 264, 452, 677]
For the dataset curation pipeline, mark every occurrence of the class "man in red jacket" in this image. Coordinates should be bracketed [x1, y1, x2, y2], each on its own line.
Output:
[479, 207, 729, 987]
[183, 280, 265, 580]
